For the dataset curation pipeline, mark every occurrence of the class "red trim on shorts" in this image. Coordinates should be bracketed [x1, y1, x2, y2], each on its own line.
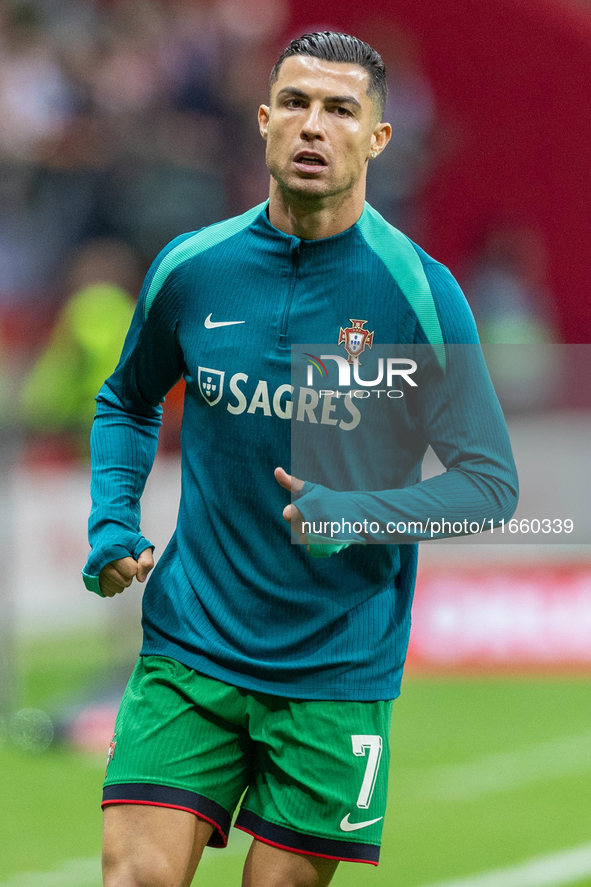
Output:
[101, 799, 228, 846]
[234, 824, 379, 866]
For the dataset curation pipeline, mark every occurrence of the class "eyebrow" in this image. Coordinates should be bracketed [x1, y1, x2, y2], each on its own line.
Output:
[276, 86, 362, 110]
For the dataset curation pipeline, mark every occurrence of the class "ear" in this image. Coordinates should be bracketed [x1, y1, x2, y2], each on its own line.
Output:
[258, 104, 270, 141]
[369, 121, 392, 159]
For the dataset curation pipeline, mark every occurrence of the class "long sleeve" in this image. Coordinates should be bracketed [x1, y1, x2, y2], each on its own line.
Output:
[77, 200, 510, 700]
[82, 240, 189, 593]
[295, 262, 519, 545]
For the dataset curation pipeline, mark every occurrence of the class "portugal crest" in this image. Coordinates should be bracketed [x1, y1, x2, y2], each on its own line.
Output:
[338, 319, 374, 364]
[198, 367, 225, 406]
[105, 734, 117, 776]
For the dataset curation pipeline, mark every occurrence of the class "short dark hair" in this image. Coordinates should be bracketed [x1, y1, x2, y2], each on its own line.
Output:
[270, 32, 387, 120]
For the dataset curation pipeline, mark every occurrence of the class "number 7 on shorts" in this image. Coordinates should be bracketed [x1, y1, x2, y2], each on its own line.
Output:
[352, 734, 383, 809]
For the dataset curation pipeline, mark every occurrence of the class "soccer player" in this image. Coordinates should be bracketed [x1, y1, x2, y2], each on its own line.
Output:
[83, 32, 518, 887]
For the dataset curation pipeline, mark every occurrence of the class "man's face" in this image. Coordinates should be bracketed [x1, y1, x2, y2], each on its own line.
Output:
[259, 55, 388, 202]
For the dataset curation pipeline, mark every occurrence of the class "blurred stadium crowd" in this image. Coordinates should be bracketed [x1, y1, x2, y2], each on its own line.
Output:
[0, 0, 561, 461]
[0, 0, 289, 456]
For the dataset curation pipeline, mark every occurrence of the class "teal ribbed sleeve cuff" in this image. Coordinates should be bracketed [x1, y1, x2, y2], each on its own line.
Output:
[82, 571, 104, 597]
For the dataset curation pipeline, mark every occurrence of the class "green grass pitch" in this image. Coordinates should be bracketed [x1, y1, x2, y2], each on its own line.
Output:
[1, 631, 590, 886]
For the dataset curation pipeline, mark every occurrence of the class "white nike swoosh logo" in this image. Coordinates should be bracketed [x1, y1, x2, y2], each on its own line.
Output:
[204, 313, 245, 328]
[339, 814, 383, 832]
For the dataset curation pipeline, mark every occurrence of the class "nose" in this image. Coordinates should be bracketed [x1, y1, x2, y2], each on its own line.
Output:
[300, 103, 324, 141]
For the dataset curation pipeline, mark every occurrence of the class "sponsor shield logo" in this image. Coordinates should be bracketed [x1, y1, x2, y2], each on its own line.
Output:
[198, 367, 225, 406]
[338, 319, 374, 365]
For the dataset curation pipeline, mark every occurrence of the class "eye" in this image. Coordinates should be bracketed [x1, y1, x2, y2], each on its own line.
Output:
[286, 98, 305, 108]
[334, 106, 351, 117]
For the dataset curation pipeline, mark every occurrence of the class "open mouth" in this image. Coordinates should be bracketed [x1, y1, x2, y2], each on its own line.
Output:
[293, 152, 328, 173]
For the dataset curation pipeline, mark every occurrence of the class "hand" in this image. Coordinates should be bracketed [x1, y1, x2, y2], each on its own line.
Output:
[274, 467, 309, 548]
[99, 548, 154, 598]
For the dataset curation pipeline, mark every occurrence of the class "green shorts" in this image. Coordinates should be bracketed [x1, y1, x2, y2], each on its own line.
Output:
[102, 655, 394, 866]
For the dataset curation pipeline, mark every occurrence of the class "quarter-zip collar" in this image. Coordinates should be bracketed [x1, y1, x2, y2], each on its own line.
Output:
[251, 201, 366, 250]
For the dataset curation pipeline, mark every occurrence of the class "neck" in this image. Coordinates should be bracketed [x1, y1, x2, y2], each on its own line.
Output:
[267, 180, 366, 239]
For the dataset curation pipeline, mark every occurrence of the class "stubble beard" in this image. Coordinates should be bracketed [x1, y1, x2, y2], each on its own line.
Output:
[267, 155, 352, 210]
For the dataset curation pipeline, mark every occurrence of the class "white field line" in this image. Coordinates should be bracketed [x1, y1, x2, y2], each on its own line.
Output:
[419, 842, 591, 887]
[0, 858, 101, 887]
[0, 829, 251, 887]
[2, 839, 590, 887]
[408, 730, 591, 801]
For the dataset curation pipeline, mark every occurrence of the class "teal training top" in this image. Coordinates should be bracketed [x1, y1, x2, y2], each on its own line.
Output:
[83, 201, 518, 701]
